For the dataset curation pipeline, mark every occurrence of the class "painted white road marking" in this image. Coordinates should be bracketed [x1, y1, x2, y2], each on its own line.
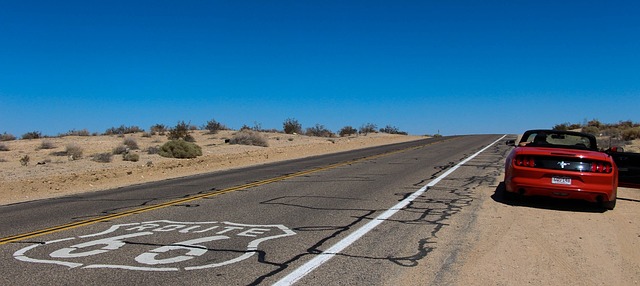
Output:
[14, 220, 296, 271]
[274, 135, 506, 285]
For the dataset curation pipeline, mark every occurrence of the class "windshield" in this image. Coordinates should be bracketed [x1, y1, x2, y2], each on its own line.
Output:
[518, 130, 597, 150]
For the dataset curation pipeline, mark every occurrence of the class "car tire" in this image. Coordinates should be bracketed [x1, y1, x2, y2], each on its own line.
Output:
[601, 198, 616, 210]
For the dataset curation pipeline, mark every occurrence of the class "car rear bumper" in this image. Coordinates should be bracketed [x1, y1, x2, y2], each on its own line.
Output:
[506, 176, 616, 202]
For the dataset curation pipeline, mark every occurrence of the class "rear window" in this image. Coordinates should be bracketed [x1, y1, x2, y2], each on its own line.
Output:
[519, 131, 596, 150]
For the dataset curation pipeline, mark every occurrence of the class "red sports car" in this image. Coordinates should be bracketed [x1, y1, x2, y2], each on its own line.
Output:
[504, 129, 618, 210]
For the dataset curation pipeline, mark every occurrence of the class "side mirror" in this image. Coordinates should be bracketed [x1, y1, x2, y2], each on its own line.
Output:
[505, 139, 516, 146]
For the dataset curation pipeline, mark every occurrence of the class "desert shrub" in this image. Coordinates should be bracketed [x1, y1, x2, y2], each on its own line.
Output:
[22, 131, 42, 140]
[123, 137, 139, 150]
[65, 144, 83, 160]
[0, 143, 9, 151]
[123, 153, 140, 162]
[142, 132, 152, 138]
[553, 123, 570, 131]
[39, 140, 56, 150]
[582, 126, 599, 136]
[587, 119, 603, 129]
[104, 125, 143, 135]
[229, 130, 269, 147]
[379, 125, 408, 135]
[158, 140, 202, 159]
[622, 128, 640, 141]
[20, 155, 30, 166]
[92, 152, 113, 163]
[283, 118, 302, 134]
[1, 132, 17, 141]
[359, 123, 377, 135]
[150, 124, 167, 135]
[168, 121, 195, 142]
[146, 146, 160, 154]
[305, 124, 334, 137]
[113, 145, 128, 155]
[204, 119, 227, 134]
[61, 129, 91, 137]
[339, 126, 358, 137]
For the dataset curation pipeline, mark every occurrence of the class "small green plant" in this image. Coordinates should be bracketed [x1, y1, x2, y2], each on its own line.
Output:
[123, 153, 140, 162]
[283, 118, 302, 134]
[22, 131, 43, 140]
[229, 130, 269, 147]
[1, 132, 16, 141]
[20, 155, 30, 166]
[0, 143, 9, 151]
[65, 144, 83, 160]
[92, 152, 113, 163]
[158, 140, 202, 159]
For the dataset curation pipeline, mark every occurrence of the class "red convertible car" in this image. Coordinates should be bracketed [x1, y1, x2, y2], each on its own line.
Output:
[504, 130, 618, 210]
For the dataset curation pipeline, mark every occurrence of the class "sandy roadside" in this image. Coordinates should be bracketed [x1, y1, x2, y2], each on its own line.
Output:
[0, 130, 424, 205]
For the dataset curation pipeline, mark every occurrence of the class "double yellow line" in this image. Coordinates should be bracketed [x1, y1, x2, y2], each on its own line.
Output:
[0, 139, 444, 245]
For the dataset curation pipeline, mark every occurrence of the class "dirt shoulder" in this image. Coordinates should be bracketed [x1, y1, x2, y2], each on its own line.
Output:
[0, 131, 424, 205]
[438, 177, 640, 285]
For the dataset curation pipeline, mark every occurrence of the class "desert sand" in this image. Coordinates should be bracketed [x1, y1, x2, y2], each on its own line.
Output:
[0, 130, 423, 205]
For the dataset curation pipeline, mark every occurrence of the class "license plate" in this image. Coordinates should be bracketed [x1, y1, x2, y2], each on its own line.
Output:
[552, 176, 571, 185]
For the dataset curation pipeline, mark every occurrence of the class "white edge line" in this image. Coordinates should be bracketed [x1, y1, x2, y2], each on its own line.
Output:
[273, 135, 506, 286]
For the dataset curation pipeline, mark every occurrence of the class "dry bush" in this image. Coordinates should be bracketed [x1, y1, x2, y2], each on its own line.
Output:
[168, 121, 195, 142]
[123, 137, 139, 150]
[123, 153, 140, 162]
[0, 143, 9, 151]
[92, 152, 113, 163]
[113, 145, 128, 155]
[283, 118, 302, 134]
[39, 140, 56, 150]
[65, 144, 83, 160]
[305, 124, 334, 137]
[339, 126, 358, 137]
[230, 130, 269, 147]
[22, 131, 42, 140]
[1, 132, 16, 141]
[20, 155, 30, 166]
[146, 146, 160, 154]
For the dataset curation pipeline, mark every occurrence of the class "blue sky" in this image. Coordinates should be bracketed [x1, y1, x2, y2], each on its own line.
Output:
[1, 1, 638, 136]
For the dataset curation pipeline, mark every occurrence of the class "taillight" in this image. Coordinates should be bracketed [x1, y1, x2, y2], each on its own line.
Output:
[591, 162, 613, 173]
[514, 156, 535, 167]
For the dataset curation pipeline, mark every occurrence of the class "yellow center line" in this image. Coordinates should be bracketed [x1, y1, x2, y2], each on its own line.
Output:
[0, 138, 452, 245]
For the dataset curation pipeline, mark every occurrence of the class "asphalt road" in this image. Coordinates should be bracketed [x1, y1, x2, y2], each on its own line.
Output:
[0, 134, 505, 285]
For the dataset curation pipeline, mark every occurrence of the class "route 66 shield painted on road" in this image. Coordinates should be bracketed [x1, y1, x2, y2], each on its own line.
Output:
[14, 220, 296, 271]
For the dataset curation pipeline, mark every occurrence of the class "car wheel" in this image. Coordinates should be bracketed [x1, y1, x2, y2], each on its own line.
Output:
[601, 198, 616, 210]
